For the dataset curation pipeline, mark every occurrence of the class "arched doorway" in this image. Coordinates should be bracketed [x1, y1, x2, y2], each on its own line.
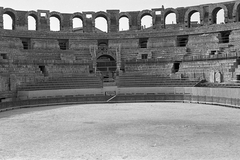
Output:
[97, 55, 117, 81]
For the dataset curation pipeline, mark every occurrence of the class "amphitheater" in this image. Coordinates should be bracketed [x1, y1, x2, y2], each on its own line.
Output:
[1, 1, 240, 160]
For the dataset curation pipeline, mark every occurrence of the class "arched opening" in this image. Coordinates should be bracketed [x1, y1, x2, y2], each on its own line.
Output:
[165, 12, 177, 28]
[50, 16, 60, 31]
[72, 17, 83, 32]
[217, 9, 225, 24]
[95, 17, 108, 33]
[212, 8, 225, 24]
[189, 11, 200, 28]
[3, 13, 14, 30]
[28, 15, 37, 30]
[141, 15, 152, 29]
[97, 55, 116, 81]
[119, 17, 129, 31]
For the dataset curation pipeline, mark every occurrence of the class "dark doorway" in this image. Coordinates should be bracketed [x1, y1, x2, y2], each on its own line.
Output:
[97, 55, 116, 81]
[237, 75, 240, 80]
[172, 61, 181, 73]
[39, 65, 48, 77]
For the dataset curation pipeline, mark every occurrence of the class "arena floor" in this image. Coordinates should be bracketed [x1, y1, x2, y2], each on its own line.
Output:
[0, 103, 240, 160]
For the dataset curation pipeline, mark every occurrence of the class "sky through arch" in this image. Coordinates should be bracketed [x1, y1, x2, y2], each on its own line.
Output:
[1, 0, 227, 31]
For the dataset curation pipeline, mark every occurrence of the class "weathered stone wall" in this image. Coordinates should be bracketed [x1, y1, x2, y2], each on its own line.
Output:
[1, 1, 240, 94]
[46, 64, 89, 77]
[125, 62, 173, 76]
[32, 39, 59, 50]
[187, 33, 220, 56]
[0, 75, 9, 92]
[177, 59, 236, 82]
[0, 37, 22, 50]
[70, 39, 97, 50]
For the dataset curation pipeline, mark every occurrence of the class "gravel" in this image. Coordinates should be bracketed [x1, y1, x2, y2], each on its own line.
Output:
[0, 103, 240, 160]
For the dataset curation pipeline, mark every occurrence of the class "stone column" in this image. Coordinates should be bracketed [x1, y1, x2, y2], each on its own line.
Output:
[90, 45, 97, 73]
[37, 10, 50, 31]
[0, 7, 3, 29]
[115, 44, 121, 74]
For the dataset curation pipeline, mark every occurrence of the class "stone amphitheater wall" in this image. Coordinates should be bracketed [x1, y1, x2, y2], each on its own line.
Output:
[1, 1, 240, 95]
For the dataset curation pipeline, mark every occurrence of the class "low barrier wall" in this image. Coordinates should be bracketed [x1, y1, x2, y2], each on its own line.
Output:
[1, 87, 240, 112]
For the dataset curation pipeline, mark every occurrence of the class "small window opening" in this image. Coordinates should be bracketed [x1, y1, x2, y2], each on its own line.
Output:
[141, 54, 148, 59]
[98, 39, 108, 52]
[172, 61, 181, 73]
[219, 31, 231, 43]
[0, 98, 6, 102]
[86, 14, 92, 18]
[155, 11, 161, 15]
[39, 65, 48, 76]
[0, 53, 8, 59]
[237, 75, 240, 80]
[210, 50, 217, 55]
[177, 35, 188, 47]
[98, 39, 108, 46]
[40, 13, 46, 17]
[21, 38, 31, 50]
[58, 39, 69, 50]
[139, 38, 148, 48]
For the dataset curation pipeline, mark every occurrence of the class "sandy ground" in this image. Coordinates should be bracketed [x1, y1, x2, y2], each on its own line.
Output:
[0, 103, 240, 160]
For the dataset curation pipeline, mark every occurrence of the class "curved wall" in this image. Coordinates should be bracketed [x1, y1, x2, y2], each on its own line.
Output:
[1, 1, 240, 101]
[1, 87, 240, 112]
[0, 1, 239, 32]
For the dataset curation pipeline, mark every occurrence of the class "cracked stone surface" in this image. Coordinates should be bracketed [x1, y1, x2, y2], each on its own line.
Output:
[0, 103, 240, 160]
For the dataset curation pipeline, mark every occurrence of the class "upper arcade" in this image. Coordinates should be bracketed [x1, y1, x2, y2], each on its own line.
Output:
[0, 0, 239, 33]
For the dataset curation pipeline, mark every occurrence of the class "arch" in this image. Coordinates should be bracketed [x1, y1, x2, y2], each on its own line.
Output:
[70, 12, 85, 30]
[96, 54, 117, 75]
[137, 10, 154, 30]
[3, 8, 17, 30]
[93, 11, 110, 33]
[232, 1, 240, 22]
[163, 8, 179, 27]
[49, 11, 63, 31]
[118, 12, 132, 22]
[26, 11, 38, 30]
[210, 4, 228, 24]
[118, 12, 132, 30]
[119, 16, 130, 31]
[97, 54, 115, 61]
[71, 12, 84, 21]
[184, 7, 203, 28]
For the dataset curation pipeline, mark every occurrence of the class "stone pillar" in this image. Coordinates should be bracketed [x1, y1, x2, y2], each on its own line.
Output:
[90, 45, 97, 72]
[0, 7, 4, 29]
[152, 8, 162, 29]
[15, 11, 28, 30]
[37, 10, 50, 31]
[129, 12, 139, 30]
[83, 12, 94, 33]
[61, 13, 72, 32]
[107, 10, 119, 32]
[115, 44, 121, 74]
[203, 6, 210, 25]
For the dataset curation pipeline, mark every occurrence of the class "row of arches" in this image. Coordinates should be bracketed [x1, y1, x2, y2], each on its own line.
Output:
[1, 2, 240, 32]
[3, 13, 153, 32]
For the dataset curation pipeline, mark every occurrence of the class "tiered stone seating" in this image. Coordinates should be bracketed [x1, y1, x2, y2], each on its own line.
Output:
[197, 82, 240, 88]
[118, 73, 199, 87]
[74, 50, 92, 61]
[18, 75, 103, 91]
[0, 91, 15, 99]
[14, 52, 61, 61]
[177, 59, 237, 81]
